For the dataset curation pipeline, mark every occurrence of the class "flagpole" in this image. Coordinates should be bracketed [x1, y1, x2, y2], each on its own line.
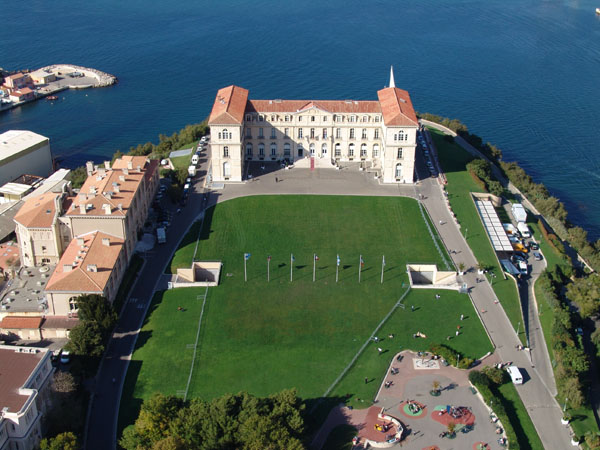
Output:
[381, 255, 385, 284]
[313, 254, 316, 282]
[359, 254, 362, 283]
[336, 255, 339, 283]
[244, 254, 247, 282]
[290, 254, 293, 282]
[267, 257, 270, 282]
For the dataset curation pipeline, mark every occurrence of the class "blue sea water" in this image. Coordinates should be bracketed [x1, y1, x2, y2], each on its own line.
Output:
[1, 0, 600, 237]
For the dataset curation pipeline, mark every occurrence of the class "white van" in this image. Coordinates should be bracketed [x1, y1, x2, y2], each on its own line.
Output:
[191, 154, 199, 165]
[507, 365, 523, 385]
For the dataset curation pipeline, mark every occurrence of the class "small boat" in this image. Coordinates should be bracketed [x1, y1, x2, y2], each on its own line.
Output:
[596, 7, 600, 14]
[46, 95, 58, 101]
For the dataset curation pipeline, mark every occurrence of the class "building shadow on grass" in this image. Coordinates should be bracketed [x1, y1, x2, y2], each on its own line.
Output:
[303, 395, 352, 437]
[116, 358, 144, 442]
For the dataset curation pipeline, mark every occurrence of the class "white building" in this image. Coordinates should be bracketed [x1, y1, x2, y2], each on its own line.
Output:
[208, 69, 419, 184]
[0, 345, 54, 450]
[0, 131, 53, 187]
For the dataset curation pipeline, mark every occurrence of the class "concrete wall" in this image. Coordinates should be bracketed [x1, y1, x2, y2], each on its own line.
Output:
[0, 140, 53, 186]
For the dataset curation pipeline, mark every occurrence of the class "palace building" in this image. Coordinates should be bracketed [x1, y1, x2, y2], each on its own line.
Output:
[208, 69, 419, 184]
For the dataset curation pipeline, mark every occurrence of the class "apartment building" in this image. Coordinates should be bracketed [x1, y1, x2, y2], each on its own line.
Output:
[208, 72, 418, 183]
[0, 345, 54, 450]
[0, 131, 53, 187]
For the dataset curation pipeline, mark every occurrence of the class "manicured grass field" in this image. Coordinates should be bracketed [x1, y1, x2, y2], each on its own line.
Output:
[431, 130, 524, 340]
[120, 195, 493, 434]
[170, 152, 192, 170]
[496, 381, 544, 450]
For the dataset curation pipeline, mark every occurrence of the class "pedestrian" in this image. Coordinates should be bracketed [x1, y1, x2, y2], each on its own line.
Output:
[112, 377, 116, 384]
[275, 176, 278, 183]
[373, 336, 379, 342]
[411, 305, 415, 311]
[455, 330, 459, 337]
[365, 377, 368, 384]
[460, 314, 464, 321]
[377, 347, 383, 354]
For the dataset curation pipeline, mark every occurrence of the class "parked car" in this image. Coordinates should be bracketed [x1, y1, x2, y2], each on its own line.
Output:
[60, 351, 71, 364]
[533, 252, 542, 261]
[530, 242, 539, 250]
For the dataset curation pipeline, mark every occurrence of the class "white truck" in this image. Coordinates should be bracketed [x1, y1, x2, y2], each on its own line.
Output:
[191, 154, 199, 165]
[156, 227, 166, 244]
[511, 203, 528, 223]
[188, 165, 197, 177]
[506, 365, 523, 385]
[517, 222, 531, 238]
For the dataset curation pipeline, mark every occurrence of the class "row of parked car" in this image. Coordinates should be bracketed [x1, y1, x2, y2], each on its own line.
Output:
[418, 132, 438, 177]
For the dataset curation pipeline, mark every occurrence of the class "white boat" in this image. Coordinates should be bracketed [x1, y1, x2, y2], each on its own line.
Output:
[596, 7, 600, 14]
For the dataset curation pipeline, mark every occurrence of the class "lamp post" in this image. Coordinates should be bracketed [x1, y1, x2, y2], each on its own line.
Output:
[563, 398, 568, 412]
[517, 321, 521, 338]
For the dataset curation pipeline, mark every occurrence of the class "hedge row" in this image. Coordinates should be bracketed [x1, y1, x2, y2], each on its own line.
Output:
[538, 219, 567, 255]
[468, 371, 520, 450]
[429, 344, 474, 369]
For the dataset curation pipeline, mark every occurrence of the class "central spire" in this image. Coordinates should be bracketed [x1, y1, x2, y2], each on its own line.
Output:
[389, 65, 396, 88]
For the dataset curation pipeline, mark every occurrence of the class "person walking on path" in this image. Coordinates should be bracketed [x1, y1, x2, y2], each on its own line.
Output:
[460, 314, 464, 321]
[377, 347, 383, 354]
[365, 377, 368, 384]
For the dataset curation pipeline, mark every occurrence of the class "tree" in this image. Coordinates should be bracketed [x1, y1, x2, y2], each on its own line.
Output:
[65, 321, 105, 356]
[560, 377, 585, 408]
[567, 275, 600, 318]
[74, 294, 117, 332]
[53, 371, 77, 394]
[482, 366, 505, 385]
[39, 432, 79, 450]
[69, 166, 88, 189]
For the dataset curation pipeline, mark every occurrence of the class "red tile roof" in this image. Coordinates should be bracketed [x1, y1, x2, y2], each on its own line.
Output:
[0, 243, 20, 274]
[0, 316, 43, 330]
[46, 231, 124, 293]
[0, 346, 46, 412]
[208, 85, 249, 125]
[40, 316, 79, 330]
[14, 193, 60, 228]
[376, 87, 418, 127]
[248, 99, 381, 114]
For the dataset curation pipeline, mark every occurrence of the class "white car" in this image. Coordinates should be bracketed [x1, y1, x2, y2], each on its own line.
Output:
[60, 351, 70, 364]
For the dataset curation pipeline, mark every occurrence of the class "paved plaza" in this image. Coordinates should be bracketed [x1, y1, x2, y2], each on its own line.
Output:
[314, 351, 506, 449]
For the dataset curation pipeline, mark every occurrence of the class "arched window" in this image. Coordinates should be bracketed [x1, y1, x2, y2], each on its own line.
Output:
[258, 143, 265, 156]
[322, 143, 328, 156]
[335, 143, 341, 157]
[223, 162, 231, 177]
[219, 128, 232, 140]
[395, 163, 402, 179]
[69, 296, 79, 311]
[360, 144, 367, 157]
[373, 144, 380, 157]
[246, 143, 253, 156]
[309, 143, 316, 156]
[297, 145, 304, 157]
[348, 143, 355, 157]
[270, 143, 277, 156]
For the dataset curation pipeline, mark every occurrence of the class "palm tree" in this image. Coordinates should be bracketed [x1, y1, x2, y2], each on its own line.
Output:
[458, 262, 466, 275]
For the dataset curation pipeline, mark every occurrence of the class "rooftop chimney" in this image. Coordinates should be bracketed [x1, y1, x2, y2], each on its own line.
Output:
[123, 168, 129, 175]
[117, 203, 123, 211]
[86, 161, 94, 176]
[77, 237, 85, 246]
[87, 264, 97, 272]
[63, 264, 73, 272]
[102, 237, 110, 246]
[105, 192, 112, 199]
[127, 161, 133, 170]
[78, 192, 86, 200]
[104, 161, 111, 170]
[137, 165, 141, 172]
[89, 186, 97, 195]
[113, 184, 120, 193]
[119, 175, 125, 182]
[103, 204, 111, 215]
[79, 204, 86, 214]
[98, 168, 106, 177]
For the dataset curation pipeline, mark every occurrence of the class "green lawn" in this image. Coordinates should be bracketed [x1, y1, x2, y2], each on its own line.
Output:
[120, 195, 492, 434]
[431, 129, 524, 341]
[496, 382, 545, 450]
[168, 220, 203, 273]
[322, 425, 357, 450]
[170, 152, 192, 170]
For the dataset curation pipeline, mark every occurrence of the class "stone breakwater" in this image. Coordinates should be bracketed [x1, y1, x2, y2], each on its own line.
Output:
[38, 64, 117, 87]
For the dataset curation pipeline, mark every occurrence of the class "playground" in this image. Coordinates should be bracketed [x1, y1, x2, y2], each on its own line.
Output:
[316, 350, 508, 449]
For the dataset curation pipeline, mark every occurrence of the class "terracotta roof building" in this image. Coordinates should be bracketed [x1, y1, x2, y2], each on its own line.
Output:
[0, 345, 54, 450]
[207, 69, 419, 183]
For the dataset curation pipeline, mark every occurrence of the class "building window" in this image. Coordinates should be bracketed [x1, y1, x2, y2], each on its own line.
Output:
[334, 115, 343, 123]
[349, 128, 355, 139]
[284, 115, 290, 122]
[298, 116, 303, 122]
[258, 143, 265, 156]
[298, 128, 303, 139]
[271, 115, 276, 121]
[259, 128, 264, 138]
[375, 116, 381, 123]
[361, 144, 367, 157]
[397, 148, 403, 159]
[270, 143, 277, 156]
[363, 115, 369, 122]
[311, 116, 315, 122]
[245, 114, 252, 122]
[270, 128, 276, 139]
[349, 115, 357, 123]
[218, 129, 232, 140]
[223, 146, 229, 157]
[246, 144, 253, 156]
[373, 144, 380, 157]
[245, 128, 252, 138]
[374, 129, 380, 139]
[394, 130, 406, 142]
[361, 129, 367, 139]
[395, 163, 402, 179]
[349, 143, 355, 157]
[258, 115, 264, 122]
[322, 143, 328, 155]
[322, 128, 328, 139]
[335, 143, 341, 157]
[323, 116, 328, 122]
[335, 128, 341, 139]
[69, 296, 78, 311]
[284, 128, 289, 138]
[310, 128, 315, 138]
[284, 143, 291, 156]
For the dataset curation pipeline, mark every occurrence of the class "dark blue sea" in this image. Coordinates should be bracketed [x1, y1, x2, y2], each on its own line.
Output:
[2, 0, 600, 237]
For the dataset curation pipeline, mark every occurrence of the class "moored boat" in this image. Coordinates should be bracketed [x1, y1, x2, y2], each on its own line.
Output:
[46, 95, 58, 101]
